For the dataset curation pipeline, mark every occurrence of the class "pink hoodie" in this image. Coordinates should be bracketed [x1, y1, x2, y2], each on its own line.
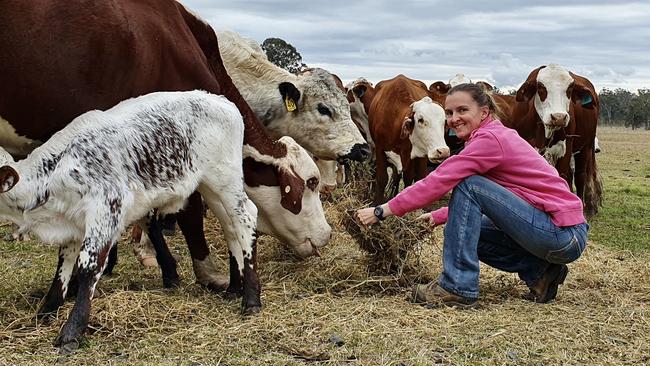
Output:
[387, 117, 585, 227]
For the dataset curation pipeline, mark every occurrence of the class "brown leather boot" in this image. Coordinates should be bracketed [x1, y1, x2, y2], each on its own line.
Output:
[526, 264, 569, 303]
[411, 282, 478, 309]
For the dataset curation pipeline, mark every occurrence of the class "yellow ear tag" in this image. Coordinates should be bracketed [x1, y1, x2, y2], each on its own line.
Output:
[285, 96, 297, 112]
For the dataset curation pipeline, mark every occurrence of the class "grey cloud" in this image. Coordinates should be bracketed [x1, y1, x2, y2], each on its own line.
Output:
[183, 0, 650, 91]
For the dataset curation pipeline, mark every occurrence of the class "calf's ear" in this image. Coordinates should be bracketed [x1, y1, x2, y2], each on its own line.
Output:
[279, 82, 301, 112]
[0, 166, 19, 193]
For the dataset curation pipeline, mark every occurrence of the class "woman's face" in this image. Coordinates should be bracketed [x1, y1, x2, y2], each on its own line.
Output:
[444, 91, 489, 140]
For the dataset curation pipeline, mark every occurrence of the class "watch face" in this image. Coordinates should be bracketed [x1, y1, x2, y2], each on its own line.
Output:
[374, 206, 383, 218]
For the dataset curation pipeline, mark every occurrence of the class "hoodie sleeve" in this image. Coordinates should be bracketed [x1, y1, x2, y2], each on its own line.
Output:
[387, 130, 504, 216]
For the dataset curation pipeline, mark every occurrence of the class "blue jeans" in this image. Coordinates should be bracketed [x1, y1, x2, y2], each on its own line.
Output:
[438, 175, 588, 299]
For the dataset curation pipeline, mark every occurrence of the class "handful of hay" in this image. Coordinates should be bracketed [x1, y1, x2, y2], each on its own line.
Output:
[333, 161, 436, 275]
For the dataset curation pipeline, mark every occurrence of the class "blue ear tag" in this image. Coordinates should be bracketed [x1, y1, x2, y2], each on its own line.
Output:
[448, 129, 457, 137]
[582, 94, 593, 106]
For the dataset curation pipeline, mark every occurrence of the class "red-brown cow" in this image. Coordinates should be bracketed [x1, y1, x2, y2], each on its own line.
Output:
[513, 64, 602, 216]
[369, 75, 449, 205]
[0, 0, 322, 349]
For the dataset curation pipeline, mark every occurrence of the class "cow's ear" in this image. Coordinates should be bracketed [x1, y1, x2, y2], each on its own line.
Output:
[516, 66, 545, 102]
[569, 73, 597, 109]
[515, 81, 537, 102]
[279, 82, 301, 112]
[400, 116, 415, 139]
[476, 81, 494, 91]
[353, 84, 367, 98]
[277, 167, 304, 215]
[430, 81, 450, 94]
[0, 166, 19, 193]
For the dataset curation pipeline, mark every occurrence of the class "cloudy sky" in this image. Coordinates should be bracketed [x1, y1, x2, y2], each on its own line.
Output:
[182, 0, 650, 92]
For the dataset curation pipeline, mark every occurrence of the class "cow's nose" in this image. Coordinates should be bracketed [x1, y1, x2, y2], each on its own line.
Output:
[428, 147, 450, 163]
[550, 113, 569, 126]
[339, 143, 371, 163]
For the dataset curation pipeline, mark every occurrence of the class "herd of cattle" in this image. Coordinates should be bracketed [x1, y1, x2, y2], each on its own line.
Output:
[0, 0, 602, 351]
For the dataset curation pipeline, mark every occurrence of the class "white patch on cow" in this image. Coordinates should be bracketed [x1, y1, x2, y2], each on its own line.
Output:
[243, 136, 331, 257]
[543, 139, 567, 166]
[345, 78, 375, 151]
[217, 30, 366, 160]
[385, 151, 403, 174]
[407, 97, 450, 162]
[535, 64, 574, 138]
[0, 116, 43, 157]
[449, 73, 471, 87]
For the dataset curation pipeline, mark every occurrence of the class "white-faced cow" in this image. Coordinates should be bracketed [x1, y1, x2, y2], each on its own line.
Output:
[0, 0, 329, 329]
[369, 75, 450, 205]
[513, 64, 602, 216]
[216, 31, 370, 163]
[0, 90, 257, 349]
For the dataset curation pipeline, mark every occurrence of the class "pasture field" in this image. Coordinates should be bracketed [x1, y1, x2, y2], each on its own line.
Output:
[0, 127, 648, 365]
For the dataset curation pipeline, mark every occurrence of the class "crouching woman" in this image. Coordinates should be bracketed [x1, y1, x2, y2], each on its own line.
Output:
[356, 83, 588, 308]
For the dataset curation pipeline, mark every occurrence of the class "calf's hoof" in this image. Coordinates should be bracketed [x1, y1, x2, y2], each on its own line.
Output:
[198, 273, 229, 293]
[241, 304, 262, 316]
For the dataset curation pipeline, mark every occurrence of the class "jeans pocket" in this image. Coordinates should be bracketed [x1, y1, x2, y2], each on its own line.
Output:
[546, 234, 583, 264]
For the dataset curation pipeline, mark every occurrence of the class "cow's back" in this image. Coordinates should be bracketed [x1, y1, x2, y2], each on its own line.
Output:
[0, 0, 221, 143]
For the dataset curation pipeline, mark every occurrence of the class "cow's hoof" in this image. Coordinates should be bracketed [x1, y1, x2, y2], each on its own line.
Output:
[223, 290, 242, 300]
[140, 256, 159, 268]
[54, 335, 83, 354]
[198, 274, 229, 293]
[163, 276, 180, 289]
[241, 304, 262, 316]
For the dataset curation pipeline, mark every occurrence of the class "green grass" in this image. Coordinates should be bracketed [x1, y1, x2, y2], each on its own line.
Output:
[587, 126, 650, 252]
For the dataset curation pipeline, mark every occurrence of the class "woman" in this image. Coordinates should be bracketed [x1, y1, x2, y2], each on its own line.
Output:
[356, 83, 588, 308]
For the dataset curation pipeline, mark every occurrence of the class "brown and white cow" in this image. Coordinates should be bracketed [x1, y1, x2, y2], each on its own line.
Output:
[0, 0, 327, 338]
[216, 31, 370, 162]
[513, 64, 602, 216]
[368, 75, 450, 205]
[345, 78, 377, 152]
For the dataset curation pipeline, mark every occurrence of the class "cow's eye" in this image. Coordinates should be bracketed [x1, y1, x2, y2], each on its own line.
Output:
[418, 118, 424, 124]
[317, 104, 332, 117]
[307, 177, 319, 191]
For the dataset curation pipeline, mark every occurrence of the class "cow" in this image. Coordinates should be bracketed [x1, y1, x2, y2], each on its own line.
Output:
[0, 0, 328, 326]
[216, 30, 370, 162]
[513, 64, 602, 216]
[345, 78, 377, 153]
[0, 90, 257, 349]
[368, 75, 450, 205]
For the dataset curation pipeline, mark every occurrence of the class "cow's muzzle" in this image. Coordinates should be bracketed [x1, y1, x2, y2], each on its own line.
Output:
[338, 143, 371, 164]
[428, 147, 451, 164]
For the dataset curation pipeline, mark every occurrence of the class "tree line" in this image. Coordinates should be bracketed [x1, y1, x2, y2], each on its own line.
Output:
[261, 37, 649, 130]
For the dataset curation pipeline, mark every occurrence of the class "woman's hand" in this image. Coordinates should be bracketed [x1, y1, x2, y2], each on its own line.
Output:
[356, 207, 378, 226]
[416, 212, 437, 227]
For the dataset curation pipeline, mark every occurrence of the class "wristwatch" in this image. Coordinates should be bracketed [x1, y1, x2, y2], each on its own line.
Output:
[373, 205, 385, 221]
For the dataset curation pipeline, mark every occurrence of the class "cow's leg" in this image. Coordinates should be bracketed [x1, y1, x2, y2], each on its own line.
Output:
[176, 192, 229, 292]
[575, 145, 601, 217]
[54, 204, 119, 352]
[373, 148, 389, 205]
[139, 214, 179, 288]
[103, 243, 118, 276]
[199, 180, 260, 315]
[37, 242, 80, 318]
